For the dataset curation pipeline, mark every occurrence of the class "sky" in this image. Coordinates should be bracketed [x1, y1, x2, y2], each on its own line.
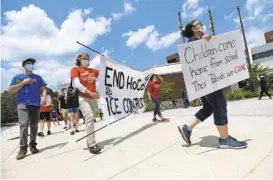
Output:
[1, 0, 273, 92]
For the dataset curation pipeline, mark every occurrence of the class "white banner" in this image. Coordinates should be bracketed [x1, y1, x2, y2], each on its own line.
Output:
[99, 56, 151, 123]
[177, 30, 249, 101]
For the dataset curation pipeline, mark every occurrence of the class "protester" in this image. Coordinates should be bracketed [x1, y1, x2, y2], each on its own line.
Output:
[70, 53, 101, 154]
[38, 92, 53, 136]
[51, 107, 60, 126]
[8, 58, 47, 160]
[181, 89, 189, 108]
[258, 75, 272, 100]
[58, 88, 69, 129]
[147, 75, 169, 123]
[66, 85, 80, 135]
[177, 20, 247, 149]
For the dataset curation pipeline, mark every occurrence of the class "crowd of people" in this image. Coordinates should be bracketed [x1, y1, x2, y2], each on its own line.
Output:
[8, 19, 272, 161]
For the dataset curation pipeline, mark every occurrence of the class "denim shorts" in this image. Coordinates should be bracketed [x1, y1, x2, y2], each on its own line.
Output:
[68, 108, 79, 113]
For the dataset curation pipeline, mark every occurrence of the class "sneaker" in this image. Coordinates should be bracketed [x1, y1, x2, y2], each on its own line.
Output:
[37, 132, 44, 137]
[160, 118, 170, 122]
[89, 145, 101, 154]
[218, 136, 247, 149]
[47, 131, 51, 135]
[75, 129, 79, 133]
[29, 146, 39, 154]
[70, 131, 75, 135]
[16, 147, 27, 160]
[178, 125, 192, 145]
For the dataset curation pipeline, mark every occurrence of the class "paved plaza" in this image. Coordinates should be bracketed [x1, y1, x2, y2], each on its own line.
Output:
[1, 98, 273, 179]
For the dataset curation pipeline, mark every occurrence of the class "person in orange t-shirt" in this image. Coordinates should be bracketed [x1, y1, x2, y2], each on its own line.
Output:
[38, 91, 53, 137]
[70, 53, 101, 154]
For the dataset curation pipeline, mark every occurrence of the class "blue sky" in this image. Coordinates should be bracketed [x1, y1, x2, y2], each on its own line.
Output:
[1, 0, 273, 92]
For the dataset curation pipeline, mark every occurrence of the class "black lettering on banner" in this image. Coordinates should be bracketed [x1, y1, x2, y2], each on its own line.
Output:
[127, 76, 133, 89]
[184, 47, 195, 64]
[105, 66, 113, 87]
[218, 40, 236, 52]
[106, 97, 111, 116]
[105, 87, 113, 96]
[210, 57, 223, 68]
[113, 70, 125, 89]
[227, 70, 234, 77]
[123, 97, 144, 113]
[209, 73, 226, 84]
[192, 80, 207, 92]
[106, 96, 121, 116]
[225, 50, 238, 64]
[190, 65, 208, 78]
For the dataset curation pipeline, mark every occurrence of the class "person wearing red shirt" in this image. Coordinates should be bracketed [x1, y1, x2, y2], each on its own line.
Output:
[70, 53, 101, 154]
[38, 92, 53, 136]
[147, 75, 169, 123]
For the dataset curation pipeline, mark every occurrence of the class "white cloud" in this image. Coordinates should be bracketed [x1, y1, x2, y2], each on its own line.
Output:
[1, 4, 112, 92]
[122, 25, 154, 48]
[224, 12, 235, 20]
[123, 25, 180, 51]
[1, 4, 112, 62]
[182, 0, 207, 19]
[112, 1, 136, 21]
[245, 0, 273, 20]
[112, 12, 123, 20]
[146, 31, 180, 51]
[245, 26, 269, 48]
[124, 2, 136, 15]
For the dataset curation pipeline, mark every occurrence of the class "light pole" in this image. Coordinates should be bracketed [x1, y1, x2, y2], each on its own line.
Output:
[237, 6, 255, 91]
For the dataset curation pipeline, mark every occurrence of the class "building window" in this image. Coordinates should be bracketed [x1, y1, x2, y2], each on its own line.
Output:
[252, 49, 273, 60]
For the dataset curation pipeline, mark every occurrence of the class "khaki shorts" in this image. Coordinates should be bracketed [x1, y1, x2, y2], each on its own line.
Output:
[61, 109, 68, 119]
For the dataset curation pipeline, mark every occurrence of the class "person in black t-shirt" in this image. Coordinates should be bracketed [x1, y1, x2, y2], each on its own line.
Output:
[58, 88, 69, 129]
[258, 75, 272, 100]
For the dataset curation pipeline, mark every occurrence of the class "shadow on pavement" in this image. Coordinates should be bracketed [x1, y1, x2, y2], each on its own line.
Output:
[39, 142, 69, 152]
[182, 136, 252, 155]
[84, 123, 159, 162]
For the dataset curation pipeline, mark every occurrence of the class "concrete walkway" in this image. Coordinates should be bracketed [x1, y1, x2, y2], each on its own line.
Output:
[1, 98, 273, 179]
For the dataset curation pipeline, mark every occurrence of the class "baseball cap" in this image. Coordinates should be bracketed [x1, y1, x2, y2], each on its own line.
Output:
[22, 58, 36, 67]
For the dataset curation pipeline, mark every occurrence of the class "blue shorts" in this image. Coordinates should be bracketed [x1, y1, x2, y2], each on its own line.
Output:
[68, 108, 79, 113]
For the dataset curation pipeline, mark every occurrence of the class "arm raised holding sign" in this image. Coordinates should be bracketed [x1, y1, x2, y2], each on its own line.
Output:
[178, 20, 248, 149]
[70, 53, 101, 154]
[147, 75, 169, 123]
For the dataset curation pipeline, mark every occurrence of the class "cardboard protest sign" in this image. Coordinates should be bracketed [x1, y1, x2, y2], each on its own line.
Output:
[98, 56, 151, 123]
[177, 30, 249, 101]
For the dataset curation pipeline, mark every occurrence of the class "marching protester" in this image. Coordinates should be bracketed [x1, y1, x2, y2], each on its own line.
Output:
[147, 75, 169, 123]
[70, 53, 101, 154]
[66, 83, 80, 135]
[51, 106, 60, 126]
[58, 88, 69, 129]
[181, 88, 189, 108]
[258, 75, 272, 100]
[8, 58, 47, 160]
[177, 20, 248, 149]
[38, 90, 53, 136]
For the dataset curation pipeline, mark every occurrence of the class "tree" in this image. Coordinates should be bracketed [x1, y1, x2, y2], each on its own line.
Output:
[1, 92, 18, 124]
[240, 63, 271, 91]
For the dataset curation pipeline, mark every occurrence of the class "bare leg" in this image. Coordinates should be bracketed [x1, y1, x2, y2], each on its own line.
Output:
[216, 124, 229, 139]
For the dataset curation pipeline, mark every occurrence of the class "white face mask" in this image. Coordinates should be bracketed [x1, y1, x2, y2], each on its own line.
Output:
[81, 60, 89, 67]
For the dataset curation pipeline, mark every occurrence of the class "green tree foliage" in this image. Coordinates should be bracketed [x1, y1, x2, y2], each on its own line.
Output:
[144, 82, 178, 112]
[1, 92, 18, 124]
[240, 63, 272, 91]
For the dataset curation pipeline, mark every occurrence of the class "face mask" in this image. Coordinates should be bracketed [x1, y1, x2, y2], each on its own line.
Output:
[81, 60, 89, 67]
[25, 64, 34, 71]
